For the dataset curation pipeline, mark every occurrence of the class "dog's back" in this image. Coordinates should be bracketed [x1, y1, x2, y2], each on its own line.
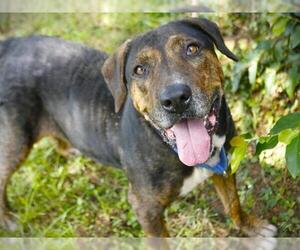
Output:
[0, 36, 122, 171]
[0, 36, 107, 90]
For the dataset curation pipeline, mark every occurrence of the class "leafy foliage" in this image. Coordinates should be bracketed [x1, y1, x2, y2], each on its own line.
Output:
[226, 14, 300, 178]
[230, 136, 247, 173]
[231, 113, 300, 177]
[271, 113, 300, 134]
[229, 14, 300, 98]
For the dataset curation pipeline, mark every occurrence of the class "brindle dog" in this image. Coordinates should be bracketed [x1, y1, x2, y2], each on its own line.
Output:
[0, 18, 276, 239]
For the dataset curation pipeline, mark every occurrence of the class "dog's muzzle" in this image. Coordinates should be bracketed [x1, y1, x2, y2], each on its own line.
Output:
[152, 92, 222, 167]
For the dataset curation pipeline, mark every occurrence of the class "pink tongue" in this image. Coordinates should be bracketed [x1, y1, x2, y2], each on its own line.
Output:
[171, 119, 211, 166]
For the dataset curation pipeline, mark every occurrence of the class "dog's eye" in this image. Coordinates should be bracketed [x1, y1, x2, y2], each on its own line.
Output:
[186, 44, 200, 56]
[134, 65, 146, 76]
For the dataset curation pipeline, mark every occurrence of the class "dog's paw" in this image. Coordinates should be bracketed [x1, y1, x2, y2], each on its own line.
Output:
[240, 236, 277, 250]
[256, 223, 277, 237]
[239, 212, 278, 249]
[242, 220, 277, 237]
[240, 220, 277, 250]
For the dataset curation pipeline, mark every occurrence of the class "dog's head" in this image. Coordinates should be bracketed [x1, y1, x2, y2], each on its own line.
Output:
[102, 18, 238, 167]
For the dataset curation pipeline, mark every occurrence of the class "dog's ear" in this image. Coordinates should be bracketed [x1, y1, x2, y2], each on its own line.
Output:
[102, 39, 131, 113]
[182, 18, 239, 61]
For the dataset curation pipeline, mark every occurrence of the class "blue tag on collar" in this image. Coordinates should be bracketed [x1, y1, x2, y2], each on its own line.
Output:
[171, 145, 228, 176]
[195, 147, 228, 176]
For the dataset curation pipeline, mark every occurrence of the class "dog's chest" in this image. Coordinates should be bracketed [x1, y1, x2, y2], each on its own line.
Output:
[179, 135, 225, 196]
[179, 168, 212, 196]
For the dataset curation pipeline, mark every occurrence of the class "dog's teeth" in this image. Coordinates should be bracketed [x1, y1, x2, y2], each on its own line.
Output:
[204, 115, 209, 126]
[165, 129, 175, 140]
[205, 120, 212, 130]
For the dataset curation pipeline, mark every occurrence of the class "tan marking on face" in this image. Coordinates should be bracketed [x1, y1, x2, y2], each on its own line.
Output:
[192, 50, 224, 95]
[165, 34, 187, 55]
[135, 47, 162, 66]
[131, 37, 225, 117]
[165, 34, 224, 98]
[130, 48, 162, 116]
[131, 83, 150, 114]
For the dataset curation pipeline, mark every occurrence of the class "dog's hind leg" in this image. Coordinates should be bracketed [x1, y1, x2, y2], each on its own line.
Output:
[0, 105, 33, 230]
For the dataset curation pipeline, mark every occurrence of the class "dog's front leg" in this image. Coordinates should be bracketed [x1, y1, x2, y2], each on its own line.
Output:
[211, 173, 243, 227]
[128, 184, 172, 250]
[128, 184, 169, 237]
[211, 173, 277, 237]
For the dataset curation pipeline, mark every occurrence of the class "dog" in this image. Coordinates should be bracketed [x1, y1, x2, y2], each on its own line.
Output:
[0, 17, 277, 238]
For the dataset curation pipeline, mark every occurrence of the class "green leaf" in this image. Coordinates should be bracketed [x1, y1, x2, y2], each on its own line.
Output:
[264, 68, 277, 95]
[285, 136, 300, 178]
[285, 20, 295, 36]
[278, 129, 300, 144]
[290, 25, 300, 49]
[272, 17, 289, 36]
[274, 41, 285, 62]
[256, 40, 272, 50]
[230, 136, 247, 147]
[248, 60, 258, 85]
[231, 143, 247, 174]
[231, 62, 248, 92]
[287, 53, 300, 64]
[286, 65, 299, 98]
[240, 132, 252, 140]
[247, 50, 262, 85]
[255, 135, 278, 156]
[258, 136, 268, 143]
[271, 113, 300, 134]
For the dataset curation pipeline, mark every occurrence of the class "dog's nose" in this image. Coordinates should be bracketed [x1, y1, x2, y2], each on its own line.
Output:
[160, 84, 192, 114]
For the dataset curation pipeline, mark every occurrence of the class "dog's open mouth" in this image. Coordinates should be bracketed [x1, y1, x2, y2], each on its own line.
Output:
[159, 96, 220, 166]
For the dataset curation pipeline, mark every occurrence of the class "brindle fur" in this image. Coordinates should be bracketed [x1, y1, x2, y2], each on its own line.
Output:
[0, 18, 276, 240]
[103, 18, 276, 238]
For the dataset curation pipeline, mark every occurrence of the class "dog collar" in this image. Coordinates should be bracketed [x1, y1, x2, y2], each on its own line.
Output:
[195, 147, 228, 175]
[172, 146, 228, 176]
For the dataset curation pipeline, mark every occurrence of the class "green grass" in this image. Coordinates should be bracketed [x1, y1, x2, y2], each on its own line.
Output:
[5, 138, 232, 237]
[3, 138, 300, 237]
[0, 13, 299, 237]
[6, 138, 139, 237]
